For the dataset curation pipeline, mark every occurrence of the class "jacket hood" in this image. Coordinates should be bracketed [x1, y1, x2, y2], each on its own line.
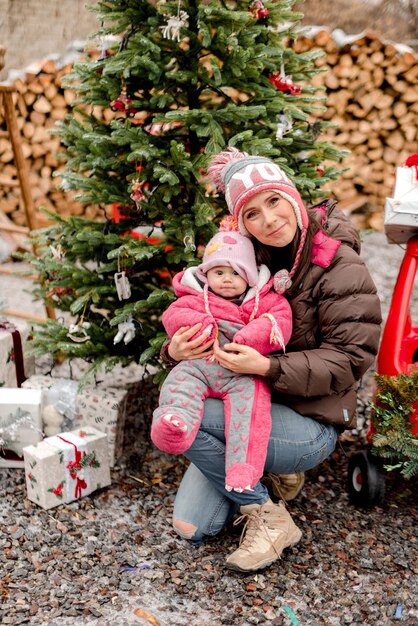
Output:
[313, 199, 361, 253]
[173, 263, 272, 302]
[307, 200, 361, 270]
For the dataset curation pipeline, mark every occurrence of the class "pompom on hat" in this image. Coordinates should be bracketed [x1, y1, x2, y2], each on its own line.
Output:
[207, 146, 309, 236]
[196, 216, 259, 287]
[206, 147, 309, 294]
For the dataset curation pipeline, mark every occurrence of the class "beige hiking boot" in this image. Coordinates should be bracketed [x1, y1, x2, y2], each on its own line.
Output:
[267, 472, 305, 501]
[225, 501, 302, 572]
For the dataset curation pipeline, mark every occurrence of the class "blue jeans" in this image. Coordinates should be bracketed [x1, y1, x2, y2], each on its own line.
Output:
[173, 398, 338, 540]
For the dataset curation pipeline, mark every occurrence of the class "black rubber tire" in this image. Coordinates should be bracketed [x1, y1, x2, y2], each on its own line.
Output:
[347, 450, 386, 508]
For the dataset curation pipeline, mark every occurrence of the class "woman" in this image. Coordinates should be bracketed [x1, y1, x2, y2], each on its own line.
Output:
[161, 147, 382, 572]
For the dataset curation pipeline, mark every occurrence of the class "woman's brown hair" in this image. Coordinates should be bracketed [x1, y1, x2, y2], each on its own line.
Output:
[252, 208, 322, 297]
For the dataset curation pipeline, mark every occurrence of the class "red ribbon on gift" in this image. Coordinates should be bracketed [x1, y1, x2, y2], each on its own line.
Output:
[0, 321, 26, 387]
[57, 435, 87, 499]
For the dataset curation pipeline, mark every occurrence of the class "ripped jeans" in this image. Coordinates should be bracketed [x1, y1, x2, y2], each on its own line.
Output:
[173, 398, 338, 541]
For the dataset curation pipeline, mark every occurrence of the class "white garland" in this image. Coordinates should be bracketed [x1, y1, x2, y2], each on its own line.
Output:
[0, 407, 38, 448]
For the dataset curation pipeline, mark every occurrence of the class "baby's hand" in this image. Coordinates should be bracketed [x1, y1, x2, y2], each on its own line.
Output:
[232, 330, 247, 345]
[202, 324, 213, 337]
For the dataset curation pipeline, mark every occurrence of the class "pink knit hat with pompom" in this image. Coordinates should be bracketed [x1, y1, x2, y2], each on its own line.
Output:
[207, 147, 309, 236]
[206, 147, 309, 294]
[196, 216, 259, 287]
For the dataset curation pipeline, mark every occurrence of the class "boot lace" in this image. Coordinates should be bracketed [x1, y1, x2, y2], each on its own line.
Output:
[268, 474, 287, 500]
[233, 508, 281, 556]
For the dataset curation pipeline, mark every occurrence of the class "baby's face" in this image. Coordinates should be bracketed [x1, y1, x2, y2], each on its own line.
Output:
[206, 266, 248, 300]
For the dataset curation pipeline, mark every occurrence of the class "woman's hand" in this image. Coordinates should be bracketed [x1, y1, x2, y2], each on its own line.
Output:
[212, 340, 271, 376]
[168, 324, 214, 361]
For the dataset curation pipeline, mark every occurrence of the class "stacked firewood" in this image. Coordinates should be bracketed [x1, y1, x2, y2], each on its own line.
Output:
[0, 53, 114, 232]
[0, 58, 78, 229]
[0, 29, 417, 233]
[294, 28, 418, 228]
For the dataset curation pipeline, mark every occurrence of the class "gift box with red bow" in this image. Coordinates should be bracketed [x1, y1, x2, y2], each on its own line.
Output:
[23, 426, 111, 510]
[0, 320, 35, 388]
[384, 154, 418, 244]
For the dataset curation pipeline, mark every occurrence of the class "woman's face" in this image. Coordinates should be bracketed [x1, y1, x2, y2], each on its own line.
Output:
[241, 191, 298, 247]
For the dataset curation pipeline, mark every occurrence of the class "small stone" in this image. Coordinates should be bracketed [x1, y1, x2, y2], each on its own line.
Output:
[14, 568, 29, 577]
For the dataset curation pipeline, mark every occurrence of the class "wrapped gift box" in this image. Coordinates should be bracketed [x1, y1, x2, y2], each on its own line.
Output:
[384, 159, 418, 244]
[393, 162, 418, 202]
[384, 197, 418, 244]
[0, 320, 35, 388]
[95, 364, 159, 457]
[23, 426, 111, 510]
[22, 375, 127, 467]
[75, 385, 127, 467]
[0, 388, 44, 468]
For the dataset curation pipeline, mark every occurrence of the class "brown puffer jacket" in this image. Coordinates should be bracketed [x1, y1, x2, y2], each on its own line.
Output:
[267, 200, 382, 430]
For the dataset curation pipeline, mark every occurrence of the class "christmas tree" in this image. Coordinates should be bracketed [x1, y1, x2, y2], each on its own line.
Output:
[26, 0, 346, 383]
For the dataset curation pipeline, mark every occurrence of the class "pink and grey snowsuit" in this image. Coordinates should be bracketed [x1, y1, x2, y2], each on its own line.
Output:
[151, 264, 293, 491]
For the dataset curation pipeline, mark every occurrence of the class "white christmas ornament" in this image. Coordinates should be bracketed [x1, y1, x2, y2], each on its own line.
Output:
[276, 114, 293, 140]
[43, 404, 65, 436]
[114, 317, 136, 345]
[295, 150, 310, 161]
[183, 232, 196, 252]
[160, 10, 189, 41]
[49, 243, 65, 260]
[67, 322, 91, 343]
[114, 271, 132, 301]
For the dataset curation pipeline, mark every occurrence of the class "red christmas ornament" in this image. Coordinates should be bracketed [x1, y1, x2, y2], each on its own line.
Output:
[130, 178, 150, 209]
[248, 1, 269, 20]
[110, 90, 137, 117]
[268, 68, 301, 96]
[46, 286, 73, 302]
[129, 165, 150, 210]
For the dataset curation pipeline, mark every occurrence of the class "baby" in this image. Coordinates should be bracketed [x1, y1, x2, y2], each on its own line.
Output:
[151, 217, 292, 492]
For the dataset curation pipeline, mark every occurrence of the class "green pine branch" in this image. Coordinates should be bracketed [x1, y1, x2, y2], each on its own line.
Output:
[370, 370, 418, 478]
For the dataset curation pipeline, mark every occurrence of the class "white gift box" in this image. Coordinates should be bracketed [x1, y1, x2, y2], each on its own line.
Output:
[384, 162, 418, 244]
[0, 388, 44, 468]
[384, 198, 418, 244]
[23, 426, 111, 510]
[393, 165, 418, 203]
[22, 375, 127, 467]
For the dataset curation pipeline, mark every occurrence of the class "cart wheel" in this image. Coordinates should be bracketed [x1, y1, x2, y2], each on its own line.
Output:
[347, 450, 385, 508]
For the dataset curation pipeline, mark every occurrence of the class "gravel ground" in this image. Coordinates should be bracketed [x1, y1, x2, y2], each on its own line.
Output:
[0, 230, 417, 626]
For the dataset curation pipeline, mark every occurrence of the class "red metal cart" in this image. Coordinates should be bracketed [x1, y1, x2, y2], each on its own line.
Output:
[347, 235, 418, 507]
